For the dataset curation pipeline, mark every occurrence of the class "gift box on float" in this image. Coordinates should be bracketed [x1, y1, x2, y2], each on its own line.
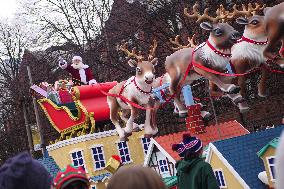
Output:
[105, 155, 121, 174]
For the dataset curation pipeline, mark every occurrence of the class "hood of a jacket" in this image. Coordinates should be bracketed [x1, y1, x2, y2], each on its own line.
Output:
[176, 158, 203, 173]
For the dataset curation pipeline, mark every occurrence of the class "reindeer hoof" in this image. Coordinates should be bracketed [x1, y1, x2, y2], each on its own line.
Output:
[258, 92, 268, 98]
[202, 112, 213, 122]
[124, 132, 132, 138]
[179, 112, 188, 118]
[227, 85, 240, 94]
[240, 107, 249, 114]
[144, 134, 153, 138]
[132, 127, 141, 132]
[233, 96, 245, 104]
[120, 137, 129, 141]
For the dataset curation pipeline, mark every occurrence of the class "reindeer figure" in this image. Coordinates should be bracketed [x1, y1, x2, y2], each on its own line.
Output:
[263, 2, 284, 67]
[165, 3, 242, 117]
[107, 40, 158, 141]
[225, 3, 268, 98]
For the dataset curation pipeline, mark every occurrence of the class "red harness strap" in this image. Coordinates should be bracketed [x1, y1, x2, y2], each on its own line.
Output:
[238, 36, 268, 45]
[159, 74, 167, 101]
[118, 77, 152, 105]
[192, 41, 255, 76]
[206, 40, 231, 58]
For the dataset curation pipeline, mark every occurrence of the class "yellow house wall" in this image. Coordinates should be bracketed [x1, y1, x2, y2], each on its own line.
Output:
[210, 151, 244, 189]
[260, 147, 276, 188]
[48, 131, 146, 177]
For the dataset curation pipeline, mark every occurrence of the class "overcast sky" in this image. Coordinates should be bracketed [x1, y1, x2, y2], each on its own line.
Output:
[0, 0, 17, 18]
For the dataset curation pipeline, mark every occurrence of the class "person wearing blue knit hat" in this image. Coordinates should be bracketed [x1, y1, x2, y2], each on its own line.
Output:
[172, 134, 218, 189]
[0, 151, 52, 189]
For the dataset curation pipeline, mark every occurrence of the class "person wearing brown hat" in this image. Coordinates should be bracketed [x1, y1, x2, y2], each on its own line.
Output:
[106, 166, 167, 189]
[0, 151, 52, 189]
[172, 134, 219, 189]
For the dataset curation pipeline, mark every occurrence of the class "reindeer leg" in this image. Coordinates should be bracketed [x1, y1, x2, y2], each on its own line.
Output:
[124, 104, 138, 139]
[144, 109, 153, 138]
[194, 67, 240, 94]
[167, 67, 187, 117]
[264, 30, 284, 67]
[264, 28, 281, 60]
[108, 97, 126, 140]
[258, 65, 269, 97]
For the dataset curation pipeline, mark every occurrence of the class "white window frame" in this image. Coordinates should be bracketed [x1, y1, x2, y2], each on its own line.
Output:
[90, 144, 106, 171]
[116, 141, 132, 164]
[140, 137, 151, 156]
[214, 169, 227, 188]
[158, 159, 169, 174]
[266, 156, 276, 182]
[69, 149, 88, 173]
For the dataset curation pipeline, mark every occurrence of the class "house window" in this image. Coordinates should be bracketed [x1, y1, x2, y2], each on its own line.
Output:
[117, 141, 132, 164]
[267, 156, 276, 181]
[91, 146, 106, 170]
[214, 169, 227, 188]
[159, 159, 169, 173]
[141, 138, 151, 155]
[70, 150, 86, 170]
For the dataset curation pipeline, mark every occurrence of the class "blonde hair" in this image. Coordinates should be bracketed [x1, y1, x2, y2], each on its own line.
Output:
[106, 166, 167, 189]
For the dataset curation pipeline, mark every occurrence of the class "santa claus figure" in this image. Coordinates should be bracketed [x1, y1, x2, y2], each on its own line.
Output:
[59, 56, 97, 86]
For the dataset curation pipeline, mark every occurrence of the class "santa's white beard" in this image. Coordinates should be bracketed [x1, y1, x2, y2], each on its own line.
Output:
[71, 62, 84, 70]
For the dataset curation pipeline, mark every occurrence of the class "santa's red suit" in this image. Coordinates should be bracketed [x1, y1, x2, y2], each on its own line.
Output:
[59, 56, 97, 86]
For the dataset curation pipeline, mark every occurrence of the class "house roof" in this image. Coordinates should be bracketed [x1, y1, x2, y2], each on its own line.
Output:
[257, 137, 279, 157]
[37, 156, 60, 178]
[212, 125, 284, 189]
[154, 120, 249, 160]
[90, 173, 112, 182]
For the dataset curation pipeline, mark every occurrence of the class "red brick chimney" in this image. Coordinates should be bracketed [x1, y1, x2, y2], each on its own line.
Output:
[186, 104, 205, 134]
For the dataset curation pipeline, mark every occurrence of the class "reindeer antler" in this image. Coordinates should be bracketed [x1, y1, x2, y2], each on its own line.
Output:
[119, 42, 144, 61]
[169, 35, 196, 51]
[184, 3, 228, 23]
[148, 39, 158, 61]
[227, 3, 266, 19]
[248, 3, 266, 16]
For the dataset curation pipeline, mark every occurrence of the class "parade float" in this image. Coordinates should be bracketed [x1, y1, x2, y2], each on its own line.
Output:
[30, 2, 284, 189]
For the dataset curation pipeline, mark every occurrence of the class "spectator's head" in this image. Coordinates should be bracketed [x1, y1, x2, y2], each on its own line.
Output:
[0, 151, 52, 189]
[172, 134, 203, 159]
[53, 164, 89, 189]
[106, 166, 167, 189]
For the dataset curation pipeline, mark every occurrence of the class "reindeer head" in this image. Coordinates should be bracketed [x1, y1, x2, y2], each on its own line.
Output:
[185, 3, 241, 50]
[228, 3, 266, 39]
[119, 40, 158, 86]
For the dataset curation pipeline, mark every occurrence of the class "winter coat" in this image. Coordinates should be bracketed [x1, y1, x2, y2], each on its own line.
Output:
[176, 157, 219, 189]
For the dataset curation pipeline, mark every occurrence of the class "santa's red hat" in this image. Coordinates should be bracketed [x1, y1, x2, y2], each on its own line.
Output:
[53, 164, 89, 189]
[72, 56, 82, 62]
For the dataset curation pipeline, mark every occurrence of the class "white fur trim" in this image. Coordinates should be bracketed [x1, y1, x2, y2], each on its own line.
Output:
[72, 56, 82, 62]
[200, 36, 230, 70]
[83, 65, 89, 69]
[79, 69, 87, 84]
[231, 32, 267, 65]
[89, 79, 97, 85]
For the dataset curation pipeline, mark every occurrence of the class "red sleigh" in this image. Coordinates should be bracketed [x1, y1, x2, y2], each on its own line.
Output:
[37, 82, 117, 142]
